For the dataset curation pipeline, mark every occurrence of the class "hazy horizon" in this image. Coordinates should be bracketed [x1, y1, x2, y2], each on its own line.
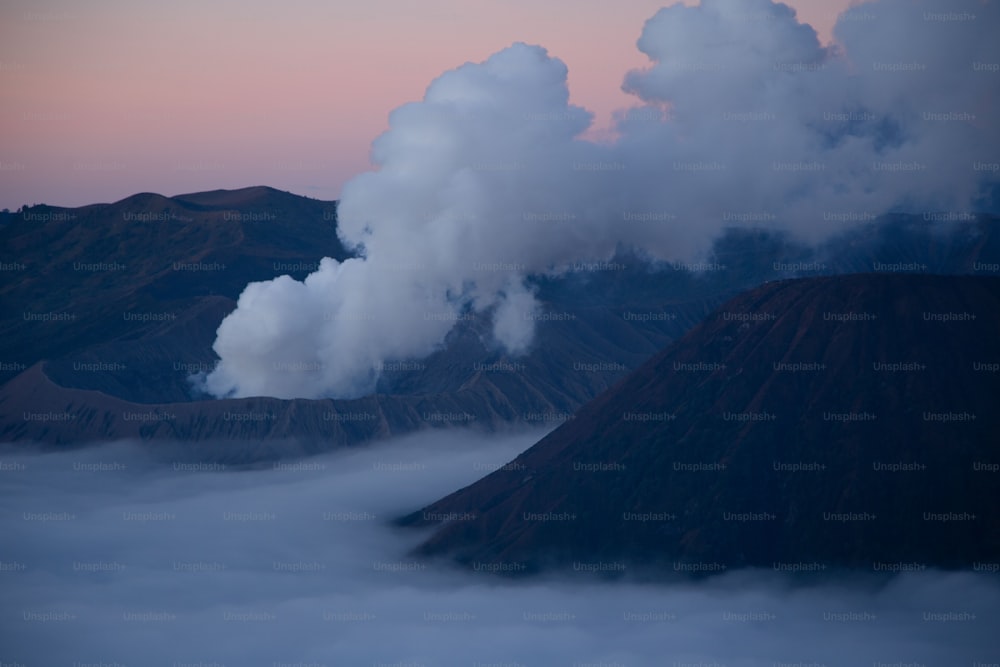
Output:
[0, 0, 856, 211]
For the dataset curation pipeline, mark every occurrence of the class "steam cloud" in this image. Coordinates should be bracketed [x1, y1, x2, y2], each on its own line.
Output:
[205, 0, 1000, 399]
[2, 434, 998, 665]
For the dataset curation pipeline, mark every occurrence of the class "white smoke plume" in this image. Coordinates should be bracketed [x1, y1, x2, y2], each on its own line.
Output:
[204, 0, 1000, 399]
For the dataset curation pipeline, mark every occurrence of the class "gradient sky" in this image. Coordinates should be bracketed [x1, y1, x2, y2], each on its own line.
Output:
[0, 0, 853, 210]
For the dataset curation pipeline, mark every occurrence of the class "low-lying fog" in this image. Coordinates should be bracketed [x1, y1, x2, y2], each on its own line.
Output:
[1, 429, 996, 666]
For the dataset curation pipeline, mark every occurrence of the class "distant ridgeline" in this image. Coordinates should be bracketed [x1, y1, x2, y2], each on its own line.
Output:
[0, 187, 998, 456]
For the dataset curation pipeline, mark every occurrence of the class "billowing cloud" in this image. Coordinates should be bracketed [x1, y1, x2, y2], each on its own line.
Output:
[2, 434, 998, 665]
[204, 0, 1000, 399]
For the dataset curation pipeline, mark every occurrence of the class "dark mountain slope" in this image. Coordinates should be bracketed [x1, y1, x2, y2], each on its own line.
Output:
[0, 186, 345, 386]
[403, 274, 1000, 574]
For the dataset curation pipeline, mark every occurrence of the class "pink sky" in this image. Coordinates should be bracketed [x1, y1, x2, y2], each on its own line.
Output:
[0, 0, 855, 210]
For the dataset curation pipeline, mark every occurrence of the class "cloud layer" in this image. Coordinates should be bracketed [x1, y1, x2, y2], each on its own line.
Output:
[2, 433, 998, 665]
[205, 0, 1000, 399]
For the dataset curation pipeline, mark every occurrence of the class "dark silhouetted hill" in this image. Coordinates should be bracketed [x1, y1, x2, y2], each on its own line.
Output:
[403, 274, 1000, 574]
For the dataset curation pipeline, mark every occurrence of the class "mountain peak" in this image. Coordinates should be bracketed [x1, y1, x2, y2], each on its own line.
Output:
[172, 186, 319, 209]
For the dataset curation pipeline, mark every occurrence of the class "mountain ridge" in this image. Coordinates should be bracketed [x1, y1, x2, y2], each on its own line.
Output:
[3, 188, 999, 459]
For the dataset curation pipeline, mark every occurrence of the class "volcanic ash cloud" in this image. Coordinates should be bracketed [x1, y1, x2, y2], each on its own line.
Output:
[204, 0, 1000, 399]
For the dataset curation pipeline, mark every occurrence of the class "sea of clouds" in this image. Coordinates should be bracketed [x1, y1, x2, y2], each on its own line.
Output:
[2, 429, 997, 666]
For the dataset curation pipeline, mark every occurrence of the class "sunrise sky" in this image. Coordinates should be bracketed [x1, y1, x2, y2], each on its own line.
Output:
[0, 0, 855, 210]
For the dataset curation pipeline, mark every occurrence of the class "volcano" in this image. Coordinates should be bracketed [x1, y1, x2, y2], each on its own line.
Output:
[403, 273, 1000, 574]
